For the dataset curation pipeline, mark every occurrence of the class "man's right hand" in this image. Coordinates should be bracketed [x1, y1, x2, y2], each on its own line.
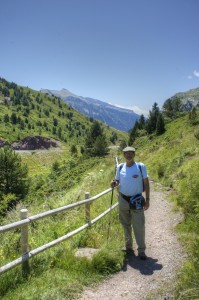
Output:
[111, 179, 117, 188]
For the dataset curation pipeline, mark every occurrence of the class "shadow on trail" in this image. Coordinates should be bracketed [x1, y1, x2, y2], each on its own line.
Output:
[122, 254, 163, 275]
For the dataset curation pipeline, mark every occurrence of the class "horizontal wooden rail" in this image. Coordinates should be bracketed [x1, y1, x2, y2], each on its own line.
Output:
[0, 187, 113, 233]
[0, 188, 118, 274]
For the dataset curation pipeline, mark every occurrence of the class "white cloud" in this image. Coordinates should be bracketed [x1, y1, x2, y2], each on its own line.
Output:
[193, 70, 199, 77]
[127, 105, 149, 116]
[113, 104, 149, 117]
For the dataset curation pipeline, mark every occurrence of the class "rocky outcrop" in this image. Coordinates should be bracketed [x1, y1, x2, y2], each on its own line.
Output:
[183, 98, 199, 111]
[0, 140, 11, 148]
[164, 88, 199, 112]
[0, 136, 58, 150]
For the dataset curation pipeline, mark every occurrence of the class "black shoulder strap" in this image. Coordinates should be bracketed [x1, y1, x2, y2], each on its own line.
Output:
[119, 163, 124, 172]
[136, 162, 145, 192]
[137, 162, 143, 178]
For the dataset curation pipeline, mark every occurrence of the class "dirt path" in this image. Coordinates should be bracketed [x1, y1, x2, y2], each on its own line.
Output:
[78, 181, 186, 300]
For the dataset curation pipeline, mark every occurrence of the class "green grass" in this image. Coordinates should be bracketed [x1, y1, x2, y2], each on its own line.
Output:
[0, 103, 199, 299]
[0, 154, 125, 299]
[0, 242, 123, 300]
[18, 148, 70, 176]
[134, 113, 199, 299]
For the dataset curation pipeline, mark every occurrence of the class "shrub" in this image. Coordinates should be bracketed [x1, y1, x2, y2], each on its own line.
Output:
[0, 146, 29, 214]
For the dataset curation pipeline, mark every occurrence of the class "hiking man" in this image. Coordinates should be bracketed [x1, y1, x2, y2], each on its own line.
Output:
[111, 146, 150, 260]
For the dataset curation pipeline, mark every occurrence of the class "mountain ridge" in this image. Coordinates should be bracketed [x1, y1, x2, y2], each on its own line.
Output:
[164, 87, 199, 111]
[41, 88, 140, 132]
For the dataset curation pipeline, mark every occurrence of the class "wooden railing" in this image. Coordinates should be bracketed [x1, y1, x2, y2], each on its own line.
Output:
[0, 187, 118, 275]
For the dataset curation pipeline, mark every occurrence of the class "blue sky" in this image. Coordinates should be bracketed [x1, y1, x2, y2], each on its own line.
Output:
[0, 0, 199, 115]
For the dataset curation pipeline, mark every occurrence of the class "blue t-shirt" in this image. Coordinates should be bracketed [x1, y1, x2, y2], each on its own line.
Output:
[115, 162, 148, 196]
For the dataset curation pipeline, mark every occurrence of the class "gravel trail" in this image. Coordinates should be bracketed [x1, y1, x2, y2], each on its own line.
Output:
[78, 181, 186, 300]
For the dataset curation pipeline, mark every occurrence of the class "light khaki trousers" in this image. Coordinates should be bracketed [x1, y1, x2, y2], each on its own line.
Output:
[119, 194, 146, 253]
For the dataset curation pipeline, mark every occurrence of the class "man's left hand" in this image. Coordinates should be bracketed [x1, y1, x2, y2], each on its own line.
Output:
[144, 200, 150, 210]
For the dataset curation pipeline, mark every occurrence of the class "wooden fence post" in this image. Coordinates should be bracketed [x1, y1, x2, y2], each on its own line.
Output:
[85, 192, 90, 224]
[20, 208, 30, 277]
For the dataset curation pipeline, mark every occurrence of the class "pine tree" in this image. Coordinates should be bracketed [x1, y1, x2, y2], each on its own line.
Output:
[0, 146, 29, 213]
[128, 120, 139, 144]
[138, 114, 145, 129]
[188, 107, 198, 125]
[3, 114, 9, 123]
[156, 114, 165, 135]
[93, 135, 108, 156]
[70, 144, 78, 156]
[146, 102, 160, 134]
[10, 112, 17, 124]
[84, 120, 108, 156]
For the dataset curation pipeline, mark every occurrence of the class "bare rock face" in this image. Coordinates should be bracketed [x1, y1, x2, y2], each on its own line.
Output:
[0, 136, 58, 150]
[12, 136, 58, 150]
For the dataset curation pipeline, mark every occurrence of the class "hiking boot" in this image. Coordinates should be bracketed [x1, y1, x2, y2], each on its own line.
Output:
[122, 247, 135, 255]
[126, 249, 135, 255]
[138, 251, 147, 260]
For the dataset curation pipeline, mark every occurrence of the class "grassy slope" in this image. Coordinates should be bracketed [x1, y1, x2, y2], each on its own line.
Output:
[134, 114, 199, 185]
[134, 113, 199, 299]
[0, 107, 198, 299]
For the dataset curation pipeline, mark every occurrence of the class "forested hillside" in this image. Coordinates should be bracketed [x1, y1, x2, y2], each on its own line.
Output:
[0, 77, 127, 148]
[0, 77, 127, 220]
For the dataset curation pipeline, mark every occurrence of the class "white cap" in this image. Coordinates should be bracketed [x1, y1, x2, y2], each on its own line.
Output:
[123, 146, 135, 152]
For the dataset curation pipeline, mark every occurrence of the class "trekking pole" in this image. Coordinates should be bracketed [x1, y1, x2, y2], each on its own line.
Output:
[107, 187, 114, 242]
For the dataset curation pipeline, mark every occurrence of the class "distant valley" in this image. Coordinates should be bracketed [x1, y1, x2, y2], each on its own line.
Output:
[41, 87, 199, 132]
[41, 88, 140, 132]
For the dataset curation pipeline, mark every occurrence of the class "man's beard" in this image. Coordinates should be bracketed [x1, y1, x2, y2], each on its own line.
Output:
[126, 157, 133, 161]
